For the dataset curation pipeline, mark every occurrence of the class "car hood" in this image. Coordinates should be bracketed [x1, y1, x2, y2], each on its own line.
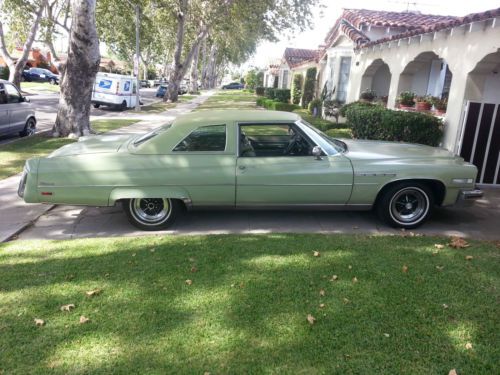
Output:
[48, 134, 132, 157]
[343, 139, 456, 161]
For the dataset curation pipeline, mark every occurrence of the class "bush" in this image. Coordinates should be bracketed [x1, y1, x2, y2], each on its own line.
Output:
[0, 65, 9, 80]
[264, 88, 275, 99]
[344, 105, 443, 146]
[273, 102, 299, 112]
[398, 91, 416, 106]
[339, 101, 376, 117]
[274, 89, 290, 103]
[359, 89, 376, 101]
[255, 86, 265, 96]
[301, 67, 317, 109]
[291, 74, 303, 105]
[256, 97, 267, 106]
[308, 98, 322, 116]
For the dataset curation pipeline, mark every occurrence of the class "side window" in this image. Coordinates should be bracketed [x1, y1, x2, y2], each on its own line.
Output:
[173, 124, 226, 152]
[0, 84, 7, 104]
[132, 81, 137, 94]
[124, 81, 131, 91]
[4, 84, 21, 103]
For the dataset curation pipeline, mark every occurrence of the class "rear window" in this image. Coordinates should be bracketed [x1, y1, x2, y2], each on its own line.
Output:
[173, 125, 227, 152]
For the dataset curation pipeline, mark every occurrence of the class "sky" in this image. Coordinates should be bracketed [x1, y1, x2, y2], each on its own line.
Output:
[243, 0, 500, 70]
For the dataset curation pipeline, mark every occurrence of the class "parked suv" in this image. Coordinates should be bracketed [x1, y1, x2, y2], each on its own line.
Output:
[0, 80, 36, 137]
[22, 68, 59, 85]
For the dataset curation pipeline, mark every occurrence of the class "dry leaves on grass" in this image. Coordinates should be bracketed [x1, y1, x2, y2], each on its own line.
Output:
[434, 244, 445, 249]
[319, 289, 326, 296]
[436, 265, 444, 271]
[330, 275, 338, 281]
[60, 304, 75, 312]
[85, 289, 102, 297]
[79, 316, 90, 324]
[465, 255, 474, 261]
[352, 277, 358, 283]
[185, 279, 193, 286]
[442, 303, 449, 309]
[306, 314, 316, 325]
[319, 303, 325, 308]
[34, 318, 45, 326]
[402, 265, 409, 273]
[313, 251, 321, 257]
[465, 342, 473, 350]
[449, 369, 458, 375]
[449, 237, 470, 249]
[190, 266, 198, 273]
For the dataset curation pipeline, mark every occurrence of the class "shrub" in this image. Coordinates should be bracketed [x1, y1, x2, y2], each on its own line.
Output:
[256, 97, 267, 106]
[255, 86, 265, 96]
[301, 67, 317, 109]
[264, 88, 275, 99]
[308, 98, 322, 116]
[360, 89, 376, 101]
[274, 89, 291, 103]
[273, 102, 299, 112]
[0, 65, 9, 80]
[291, 74, 303, 105]
[344, 105, 443, 146]
[398, 91, 416, 106]
[339, 101, 375, 117]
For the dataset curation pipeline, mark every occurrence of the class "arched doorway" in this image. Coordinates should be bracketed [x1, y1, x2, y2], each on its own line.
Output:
[360, 59, 391, 102]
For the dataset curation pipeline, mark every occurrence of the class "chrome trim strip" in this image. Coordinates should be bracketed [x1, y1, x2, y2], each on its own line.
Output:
[234, 203, 373, 211]
[238, 183, 352, 187]
[37, 183, 235, 188]
[355, 173, 397, 177]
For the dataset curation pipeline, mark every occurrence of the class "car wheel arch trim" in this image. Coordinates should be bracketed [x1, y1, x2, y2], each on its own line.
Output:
[108, 186, 192, 206]
[374, 177, 446, 206]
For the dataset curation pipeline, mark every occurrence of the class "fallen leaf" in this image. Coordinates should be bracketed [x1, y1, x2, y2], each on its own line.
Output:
[442, 303, 449, 309]
[79, 315, 90, 324]
[150, 248, 155, 253]
[352, 277, 358, 283]
[190, 266, 198, 273]
[319, 303, 325, 308]
[383, 333, 390, 337]
[449, 237, 469, 249]
[185, 279, 193, 286]
[85, 289, 102, 297]
[348, 265, 352, 270]
[204, 372, 211, 375]
[60, 304, 75, 312]
[434, 244, 445, 249]
[465, 255, 474, 261]
[34, 318, 45, 326]
[306, 314, 316, 325]
[449, 369, 458, 375]
[330, 275, 338, 281]
[402, 265, 409, 273]
[313, 251, 321, 257]
[188, 257, 195, 262]
[343, 298, 350, 304]
[465, 342, 473, 350]
[132, 253, 136, 257]
[319, 289, 326, 296]
[436, 265, 444, 271]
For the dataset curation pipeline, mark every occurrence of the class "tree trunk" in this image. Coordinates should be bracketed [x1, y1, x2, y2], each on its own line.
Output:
[200, 37, 208, 89]
[189, 40, 200, 93]
[53, 0, 100, 138]
[0, 1, 45, 88]
[206, 45, 217, 88]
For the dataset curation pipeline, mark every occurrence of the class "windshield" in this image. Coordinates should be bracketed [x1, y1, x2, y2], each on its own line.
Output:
[298, 119, 347, 154]
[132, 123, 172, 146]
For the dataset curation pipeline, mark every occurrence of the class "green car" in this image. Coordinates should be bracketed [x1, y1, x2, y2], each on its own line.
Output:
[19, 110, 482, 230]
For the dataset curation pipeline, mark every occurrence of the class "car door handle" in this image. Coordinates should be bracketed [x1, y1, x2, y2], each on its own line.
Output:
[238, 165, 246, 170]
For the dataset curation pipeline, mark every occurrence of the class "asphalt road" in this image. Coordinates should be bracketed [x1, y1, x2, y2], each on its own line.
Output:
[0, 87, 159, 145]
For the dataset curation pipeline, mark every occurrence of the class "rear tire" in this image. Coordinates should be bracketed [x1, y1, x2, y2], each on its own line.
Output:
[120, 100, 127, 110]
[123, 198, 181, 231]
[19, 117, 36, 137]
[93, 103, 100, 109]
[376, 182, 434, 229]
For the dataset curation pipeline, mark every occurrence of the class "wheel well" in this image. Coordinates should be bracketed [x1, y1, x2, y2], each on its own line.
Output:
[374, 179, 446, 207]
[117, 197, 188, 211]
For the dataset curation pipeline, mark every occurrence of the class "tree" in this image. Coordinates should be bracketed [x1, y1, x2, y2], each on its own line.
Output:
[0, 0, 46, 87]
[52, 0, 100, 137]
[301, 67, 317, 109]
[244, 69, 258, 90]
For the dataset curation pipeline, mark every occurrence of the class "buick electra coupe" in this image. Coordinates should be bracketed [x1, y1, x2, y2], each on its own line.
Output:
[19, 110, 483, 230]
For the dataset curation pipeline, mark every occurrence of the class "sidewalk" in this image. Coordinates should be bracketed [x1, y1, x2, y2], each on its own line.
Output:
[0, 91, 214, 242]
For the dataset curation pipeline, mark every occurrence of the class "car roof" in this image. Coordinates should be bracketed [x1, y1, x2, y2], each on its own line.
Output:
[172, 110, 300, 127]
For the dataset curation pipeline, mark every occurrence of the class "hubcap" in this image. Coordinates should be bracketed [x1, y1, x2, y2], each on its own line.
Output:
[390, 188, 429, 224]
[130, 198, 171, 225]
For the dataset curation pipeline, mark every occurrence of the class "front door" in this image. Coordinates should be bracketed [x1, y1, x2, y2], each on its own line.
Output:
[236, 123, 353, 206]
[0, 83, 10, 135]
[4, 83, 26, 131]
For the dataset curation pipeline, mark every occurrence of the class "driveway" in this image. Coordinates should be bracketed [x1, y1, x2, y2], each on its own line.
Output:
[17, 188, 500, 241]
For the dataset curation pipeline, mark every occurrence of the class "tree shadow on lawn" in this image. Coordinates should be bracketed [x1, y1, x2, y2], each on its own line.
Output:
[0, 234, 498, 374]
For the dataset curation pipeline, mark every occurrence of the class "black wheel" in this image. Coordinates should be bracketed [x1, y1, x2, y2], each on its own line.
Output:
[49, 78, 56, 85]
[123, 198, 181, 231]
[121, 100, 127, 110]
[19, 117, 36, 137]
[93, 103, 100, 109]
[376, 182, 434, 229]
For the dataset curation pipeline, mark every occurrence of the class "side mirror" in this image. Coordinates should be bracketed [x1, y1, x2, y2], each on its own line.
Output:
[312, 146, 323, 160]
[20, 96, 30, 103]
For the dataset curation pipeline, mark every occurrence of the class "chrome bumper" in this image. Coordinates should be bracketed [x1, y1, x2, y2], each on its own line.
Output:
[459, 189, 484, 200]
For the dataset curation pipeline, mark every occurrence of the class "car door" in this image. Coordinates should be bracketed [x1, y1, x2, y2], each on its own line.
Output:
[0, 83, 9, 135]
[236, 123, 353, 206]
[4, 83, 27, 131]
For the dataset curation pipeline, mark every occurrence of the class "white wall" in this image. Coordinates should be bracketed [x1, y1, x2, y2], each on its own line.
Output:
[482, 73, 500, 102]
[371, 64, 391, 97]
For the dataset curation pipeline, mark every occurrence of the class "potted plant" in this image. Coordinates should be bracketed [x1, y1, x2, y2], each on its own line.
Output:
[432, 97, 447, 115]
[415, 95, 433, 111]
[360, 89, 376, 102]
[398, 91, 415, 110]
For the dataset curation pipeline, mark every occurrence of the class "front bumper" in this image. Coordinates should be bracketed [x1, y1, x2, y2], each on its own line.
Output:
[456, 188, 483, 206]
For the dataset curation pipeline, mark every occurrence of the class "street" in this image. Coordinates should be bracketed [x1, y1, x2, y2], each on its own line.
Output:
[0, 87, 159, 145]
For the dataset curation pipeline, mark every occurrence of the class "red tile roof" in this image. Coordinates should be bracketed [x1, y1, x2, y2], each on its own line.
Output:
[283, 47, 320, 68]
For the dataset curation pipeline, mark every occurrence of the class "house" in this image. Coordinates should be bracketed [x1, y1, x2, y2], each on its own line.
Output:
[281, 8, 500, 186]
[0, 47, 59, 74]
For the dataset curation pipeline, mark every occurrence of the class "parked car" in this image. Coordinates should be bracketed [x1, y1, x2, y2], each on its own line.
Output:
[19, 110, 483, 231]
[139, 79, 151, 88]
[22, 68, 59, 85]
[0, 79, 36, 137]
[156, 83, 187, 98]
[154, 78, 168, 87]
[91, 72, 139, 109]
[222, 82, 244, 90]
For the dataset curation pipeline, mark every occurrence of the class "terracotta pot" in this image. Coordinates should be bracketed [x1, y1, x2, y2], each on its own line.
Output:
[399, 104, 414, 110]
[415, 101, 432, 111]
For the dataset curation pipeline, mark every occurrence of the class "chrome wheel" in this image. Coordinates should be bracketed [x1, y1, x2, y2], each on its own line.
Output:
[389, 187, 429, 225]
[129, 198, 172, 226]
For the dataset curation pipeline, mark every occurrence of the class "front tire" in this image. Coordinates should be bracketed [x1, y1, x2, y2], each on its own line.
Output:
[123, 198, 181, 231]
[376, 182, 434, 229]
[19, 117, 36, 137]
[93, 103, 100, 108]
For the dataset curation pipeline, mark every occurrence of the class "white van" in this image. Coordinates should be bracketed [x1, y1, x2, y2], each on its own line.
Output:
[91, 73, 139, 109]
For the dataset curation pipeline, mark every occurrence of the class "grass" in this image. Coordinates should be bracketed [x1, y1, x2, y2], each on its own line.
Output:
[0, 119, 138, 180]
[140, 95, 198, 113]
[196, 90, 257, 111]
[20, 81, 60, 93]
[0, 234, 498, 374]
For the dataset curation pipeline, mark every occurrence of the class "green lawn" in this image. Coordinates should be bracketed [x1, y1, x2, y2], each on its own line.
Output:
[0, 234, 498, 374]
[196, 90, 257, 110]
[141, 95, 197, 113]
[0, 119, 138, 180]
[20, 81, 60, 93]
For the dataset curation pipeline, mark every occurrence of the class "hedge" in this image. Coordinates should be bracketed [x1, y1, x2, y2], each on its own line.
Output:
[256, 97, 299, 112]
[291, 74, 303, 105]
[255, 86, 265, 96]
[344, 104, 443, 146]
[339, 101, 375, 117]
[264, 88, 275, 99]
[274, 89, 290, 103]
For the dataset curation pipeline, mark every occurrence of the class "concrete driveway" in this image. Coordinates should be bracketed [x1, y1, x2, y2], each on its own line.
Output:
[17, 187, 500, 241]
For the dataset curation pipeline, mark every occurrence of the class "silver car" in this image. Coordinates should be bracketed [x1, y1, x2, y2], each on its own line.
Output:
[0, 79, 36, 137]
